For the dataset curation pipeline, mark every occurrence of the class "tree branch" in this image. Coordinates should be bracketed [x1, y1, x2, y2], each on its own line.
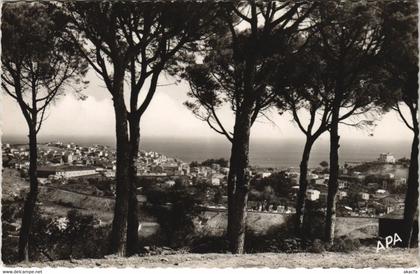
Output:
[2, 83, 18, 100]
[394, 104, 414, 131]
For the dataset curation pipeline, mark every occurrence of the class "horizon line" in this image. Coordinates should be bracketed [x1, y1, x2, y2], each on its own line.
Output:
[1, 133, 412, 143]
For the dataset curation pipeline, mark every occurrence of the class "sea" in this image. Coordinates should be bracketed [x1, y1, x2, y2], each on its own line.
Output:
[2, 135, 412, 169]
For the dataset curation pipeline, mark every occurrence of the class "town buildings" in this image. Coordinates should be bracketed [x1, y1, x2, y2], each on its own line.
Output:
[2, 143, 410, 218]
[378, 153, 396, 164]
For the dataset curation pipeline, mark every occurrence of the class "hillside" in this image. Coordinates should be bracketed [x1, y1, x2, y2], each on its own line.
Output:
[2, 168, 28, 202]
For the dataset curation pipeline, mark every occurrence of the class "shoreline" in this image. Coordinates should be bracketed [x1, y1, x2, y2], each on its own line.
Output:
[1, 138, 411, 169]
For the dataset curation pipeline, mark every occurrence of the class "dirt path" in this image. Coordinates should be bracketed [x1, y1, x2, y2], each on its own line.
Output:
[11, 247, 419, 268]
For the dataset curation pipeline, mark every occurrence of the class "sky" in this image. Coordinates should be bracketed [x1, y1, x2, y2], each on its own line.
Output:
[0, 70, 414, 144]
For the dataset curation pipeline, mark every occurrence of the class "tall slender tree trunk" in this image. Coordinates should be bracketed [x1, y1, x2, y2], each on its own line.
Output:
[227, 109, 252, 254]
[109, 79, 130, 256]
[402, 111, 419, 247]
[18, 127, 38, 262]
[325, 100, 340, 244]
[295, 137, 315, 236]
[126, 115, 140, 255]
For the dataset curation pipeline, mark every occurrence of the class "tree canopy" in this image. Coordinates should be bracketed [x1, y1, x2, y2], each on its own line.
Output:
[2, 2, 88, 132]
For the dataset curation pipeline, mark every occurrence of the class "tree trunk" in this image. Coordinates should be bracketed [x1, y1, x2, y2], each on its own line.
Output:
[109, 79, 130, 256]
[126, 115, 140, 255]
[325, 106, 340, 244]
[402, 114, 419, 247]
[295, 137, 315, 236]
[227, 109, 252, 254]
[18, 127, 38, 262]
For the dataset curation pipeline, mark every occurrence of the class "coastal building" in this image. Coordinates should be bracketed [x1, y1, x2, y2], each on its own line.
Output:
[378, 153, 396, 164]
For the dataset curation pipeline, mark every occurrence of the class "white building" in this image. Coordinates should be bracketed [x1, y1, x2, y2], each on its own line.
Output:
[376, 189, 387, 195]
[211, 178, 221, 186]
[307, 173, 319, 180]
[359, 192, 370, 200]
[38, 166, 97, 178]
[313, 178, 327, 185]
[220, 167, 230, 175]
[338, 180, 348, 189]
[378, 153, 396, 164]
[104, 170, 115, 178]
[260, 172, 272, 178]
[164, 180, 175, 187]
[56, 167, 97, 178]
[306, 189, 320, 201]
[338, 191, 347, 199]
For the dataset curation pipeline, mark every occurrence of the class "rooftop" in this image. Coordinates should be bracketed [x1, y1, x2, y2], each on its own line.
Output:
[38, 165, 96, 172]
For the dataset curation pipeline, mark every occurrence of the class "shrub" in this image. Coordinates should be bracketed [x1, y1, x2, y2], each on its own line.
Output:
[309, 238, 325, 253]
[145, 187, 201, 248]
[190, 236, 229, 253]
[245, 231, 304, 253]
[28, 209, 108, 261]
[280, 237, 304, 253]
[329, 236, 361, 253]
[2, 202, 22, 222]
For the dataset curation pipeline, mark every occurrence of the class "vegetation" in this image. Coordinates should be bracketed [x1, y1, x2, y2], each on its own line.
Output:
[2, 0, 418, 263]
[200, 158, 229, 168]
[379, 1, 418, 248]
[319, 161, 328, 168]
[184, 1, 317, 254]
[304, 0, 395, 244]
[2, 2, 87, 261]
[64, 2, 223, 256]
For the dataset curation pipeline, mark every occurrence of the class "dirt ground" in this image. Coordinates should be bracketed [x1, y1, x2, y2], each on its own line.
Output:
[10, 247, 419, 268]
